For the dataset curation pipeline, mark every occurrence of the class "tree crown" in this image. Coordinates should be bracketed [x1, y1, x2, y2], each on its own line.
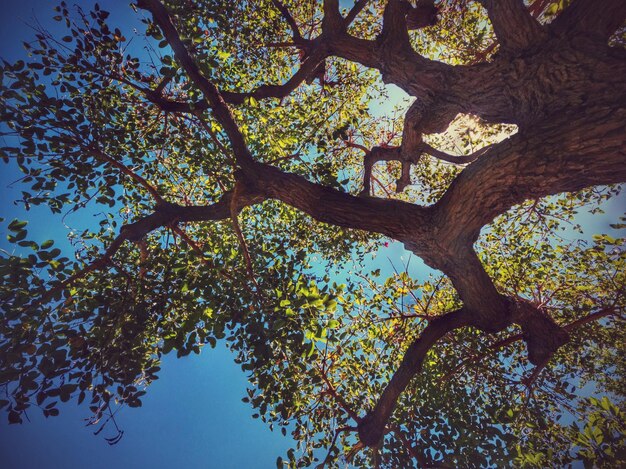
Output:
[1, 0, 625, 466]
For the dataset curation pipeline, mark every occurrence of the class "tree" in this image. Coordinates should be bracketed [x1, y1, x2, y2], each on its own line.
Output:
[1, 0, 625, 466]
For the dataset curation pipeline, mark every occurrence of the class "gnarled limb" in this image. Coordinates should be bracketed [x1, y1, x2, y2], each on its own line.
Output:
[359, 139, 491, 195]
[357, 293, 574, 448]
[511, 300, 569, 365]
[136, 0, 626, 453]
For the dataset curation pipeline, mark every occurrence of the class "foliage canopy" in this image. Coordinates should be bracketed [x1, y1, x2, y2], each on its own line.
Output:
[1, 0, 625, 467]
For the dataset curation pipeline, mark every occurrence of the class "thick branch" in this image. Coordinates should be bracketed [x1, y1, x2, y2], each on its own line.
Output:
[322, 0, 344, 32]
[479, 0, 546, 51]
[248, 162, 430, 242]
[324, 10, 451, 96]
[406, 0, 439, 30]
[326, 34, 380, 70]
[432, 107, 626, 245]
[438, 249, 510, 329]
[379, 0, 412, 47]
[552, 0, 626, 41]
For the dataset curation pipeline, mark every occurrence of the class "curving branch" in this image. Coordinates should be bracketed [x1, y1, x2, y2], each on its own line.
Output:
[357, 308, 471, 446]
[32, 188, 265, 310]
[145, 46, 326, 112]
[356, 292, 584, 448]
[420, 141, 494, 165]
[359, 141, 494, 195]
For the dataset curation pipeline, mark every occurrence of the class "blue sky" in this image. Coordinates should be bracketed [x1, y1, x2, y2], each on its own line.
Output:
[1, 2, 624, 468]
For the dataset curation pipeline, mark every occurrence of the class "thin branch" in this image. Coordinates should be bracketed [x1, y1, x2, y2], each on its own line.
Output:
[27, 231, 128, 311]
[169, 225, 236, 282]
[87, 147, 165, 204]
[317, 364, 361, 423]
[229, 183, 258, 287]
[520, 356, 549, 392]
[193, 111, 235, 165]
[391, 425, 429, 467]
[315, 426, 354, 469]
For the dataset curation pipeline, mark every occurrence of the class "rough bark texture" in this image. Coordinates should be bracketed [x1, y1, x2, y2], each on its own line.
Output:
[132, 0, 626, 450]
